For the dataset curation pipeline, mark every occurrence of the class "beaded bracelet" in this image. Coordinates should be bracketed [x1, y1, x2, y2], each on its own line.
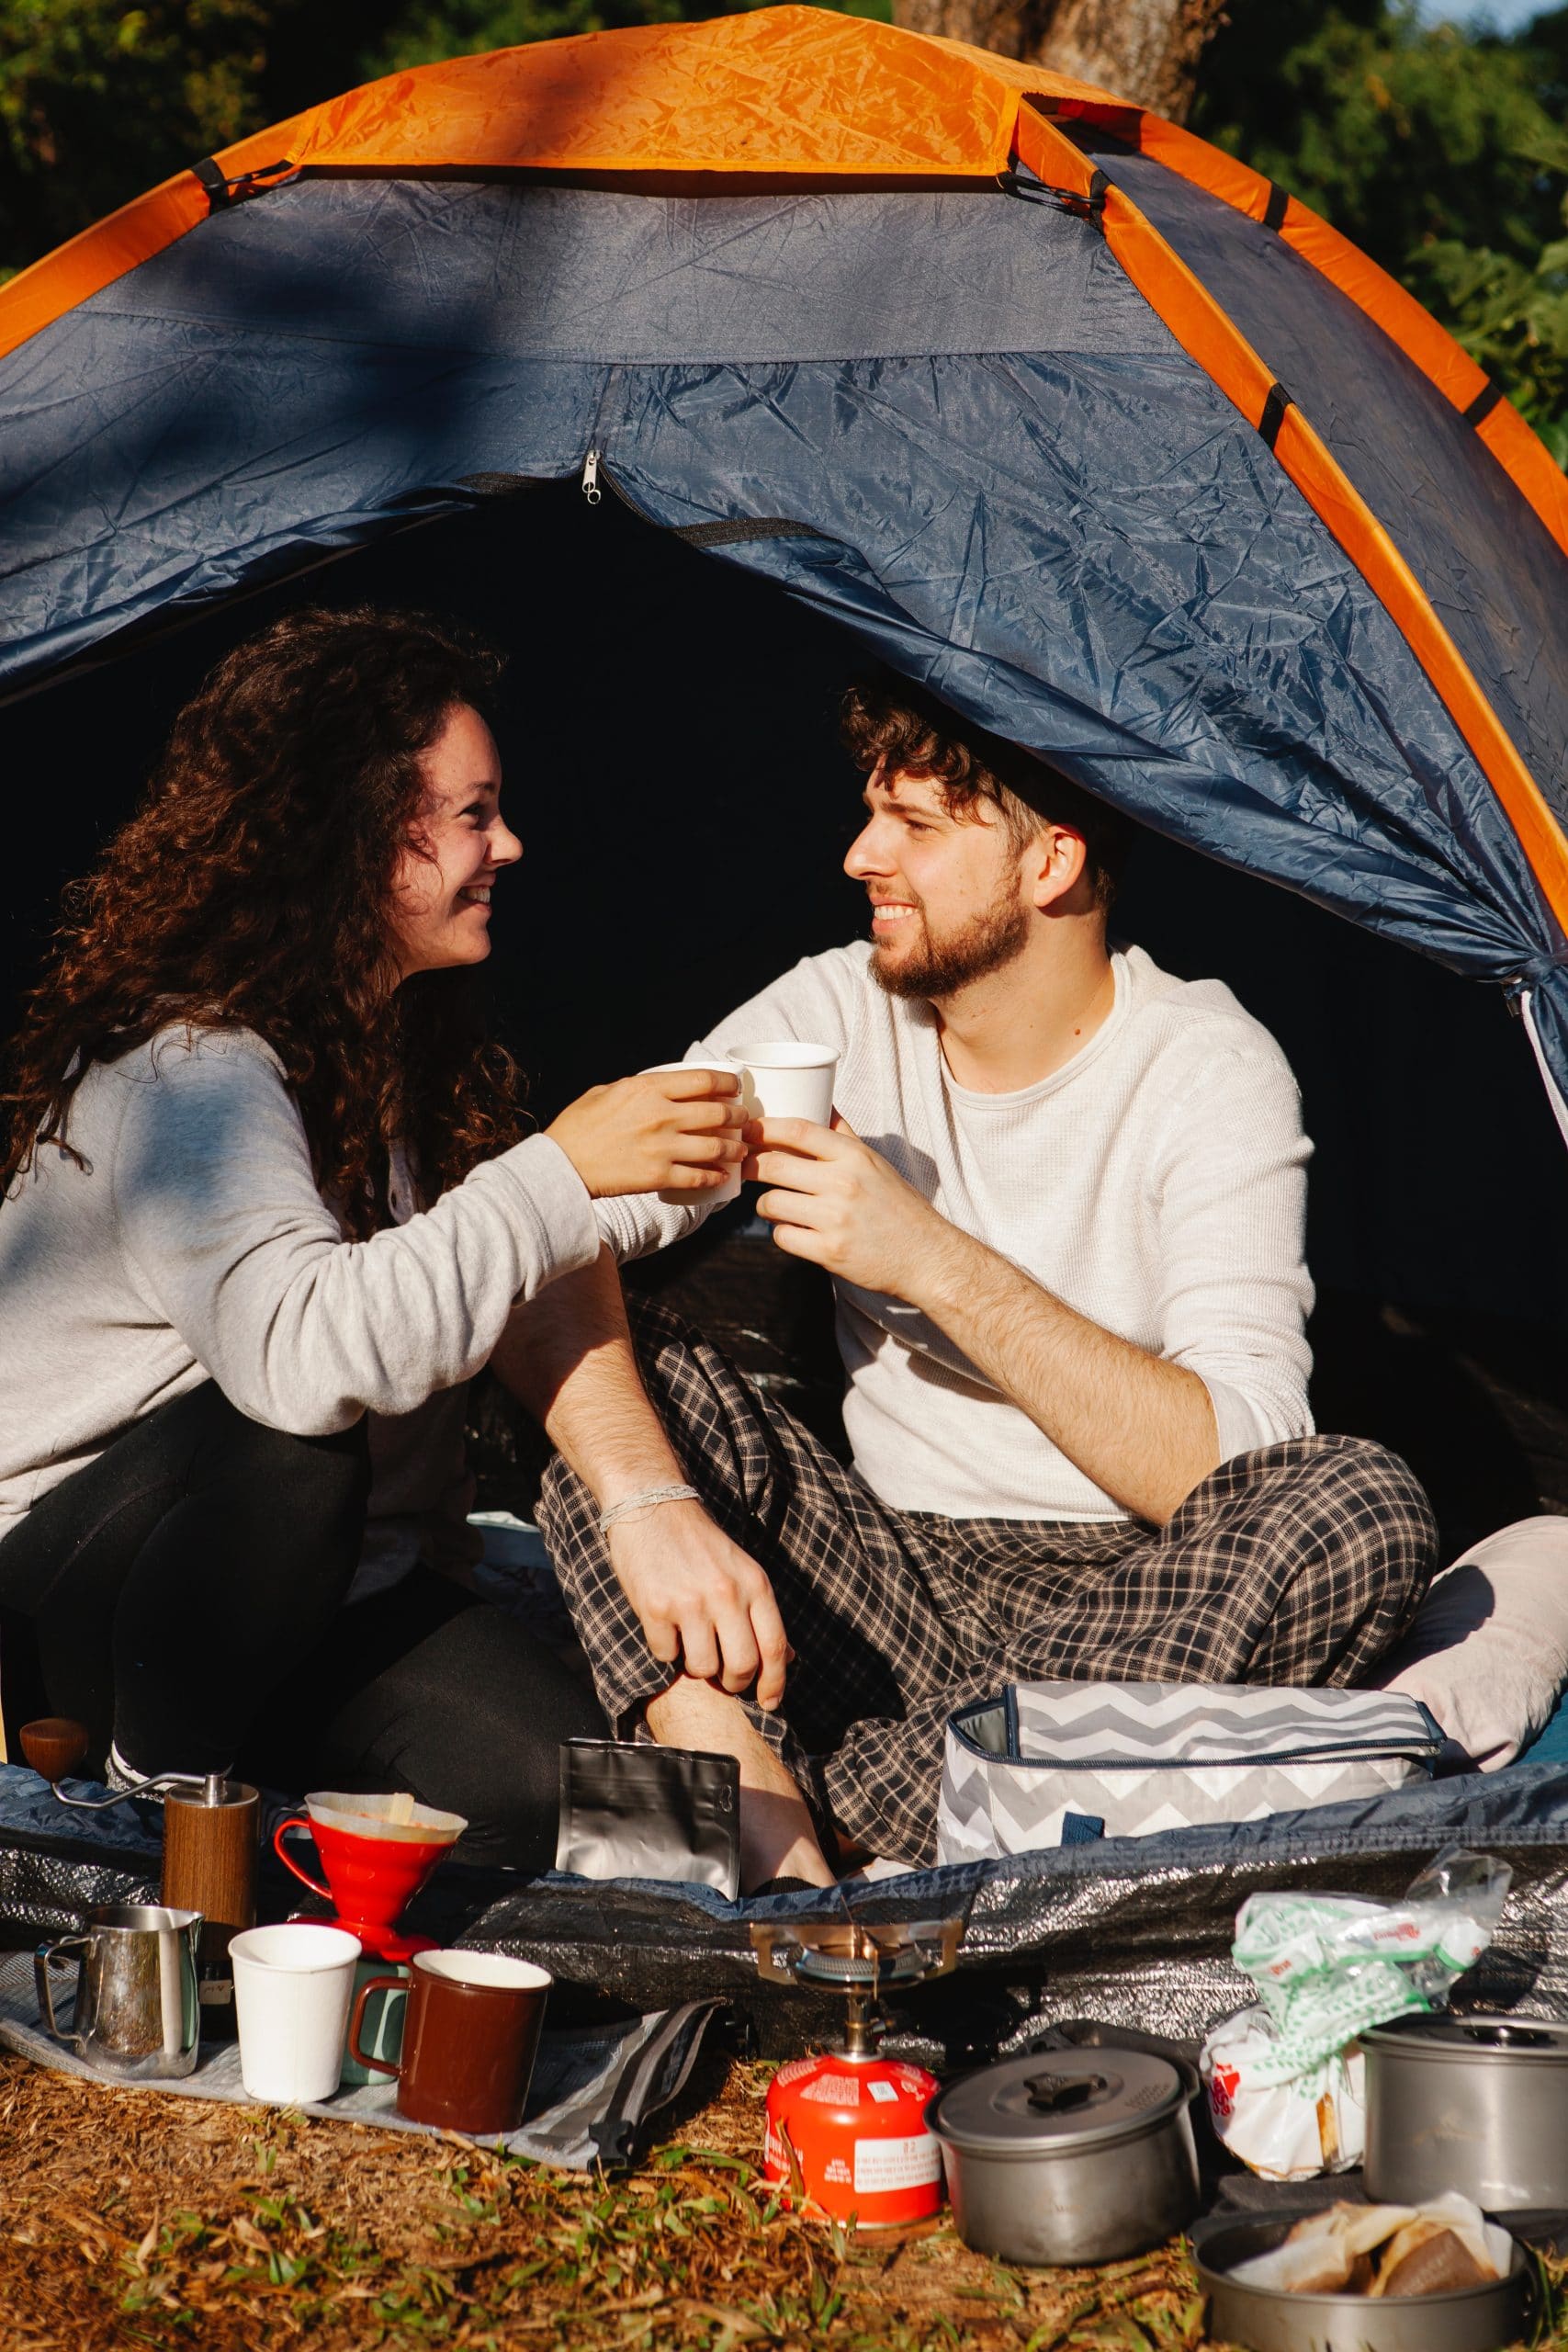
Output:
[598, 1482, 700, 1534]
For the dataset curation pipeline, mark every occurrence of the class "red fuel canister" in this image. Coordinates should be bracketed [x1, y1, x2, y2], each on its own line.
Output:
[750, 1919, 963, 2230]
[764, 2044, 943, 2226]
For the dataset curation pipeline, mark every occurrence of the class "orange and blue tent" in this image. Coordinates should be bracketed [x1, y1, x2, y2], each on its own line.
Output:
[3, 6, 1566, 1125]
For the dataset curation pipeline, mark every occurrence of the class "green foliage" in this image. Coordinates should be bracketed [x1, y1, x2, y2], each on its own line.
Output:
[1193, 0, 1568, 462]
[356, 0, 682, 81]
[351, 0, 885, 82]
[0, 0, 274, 274]
[1400, 112, 1568, 463]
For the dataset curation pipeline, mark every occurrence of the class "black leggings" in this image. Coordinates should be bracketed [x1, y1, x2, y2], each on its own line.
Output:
[0, 1384, 605, 1869]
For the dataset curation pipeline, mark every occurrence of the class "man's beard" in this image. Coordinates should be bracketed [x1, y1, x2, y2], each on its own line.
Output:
[871, 890, 1031, 1000]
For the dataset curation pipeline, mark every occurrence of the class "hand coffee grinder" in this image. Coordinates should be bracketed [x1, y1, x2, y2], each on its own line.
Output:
[21, 1717, 259, 2040]
[750, 1917, 963, 2228]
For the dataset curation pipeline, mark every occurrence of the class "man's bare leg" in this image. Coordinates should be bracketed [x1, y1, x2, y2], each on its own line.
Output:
[646, 1676, 836, 1891]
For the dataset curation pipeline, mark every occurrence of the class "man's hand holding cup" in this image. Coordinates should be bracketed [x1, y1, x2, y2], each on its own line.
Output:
[746, 1109, 940, 1296]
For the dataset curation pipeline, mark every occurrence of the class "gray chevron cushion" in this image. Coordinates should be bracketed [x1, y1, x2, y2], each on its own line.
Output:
[935, 1683, 1444, 1863]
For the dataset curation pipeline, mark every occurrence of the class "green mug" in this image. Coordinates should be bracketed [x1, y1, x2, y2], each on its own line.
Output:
[338, 1959, 408, 2087]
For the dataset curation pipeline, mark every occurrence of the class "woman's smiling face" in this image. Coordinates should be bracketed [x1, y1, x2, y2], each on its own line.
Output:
[389, 702, 522, 979]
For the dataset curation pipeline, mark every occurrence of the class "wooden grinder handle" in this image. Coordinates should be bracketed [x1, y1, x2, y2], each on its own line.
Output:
[18, 1718, 89, 1784]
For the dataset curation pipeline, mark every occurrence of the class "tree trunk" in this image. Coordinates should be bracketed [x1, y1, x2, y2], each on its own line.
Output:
[894, 0, 1229, 123]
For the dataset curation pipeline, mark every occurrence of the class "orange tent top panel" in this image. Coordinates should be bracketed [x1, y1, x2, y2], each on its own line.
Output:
[214, 9, 1117, 185]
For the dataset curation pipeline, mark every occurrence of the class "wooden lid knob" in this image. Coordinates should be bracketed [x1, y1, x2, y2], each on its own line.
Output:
[19, 1717, 89, 1783]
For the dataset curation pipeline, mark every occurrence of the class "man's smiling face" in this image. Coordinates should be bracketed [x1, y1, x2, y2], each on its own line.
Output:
[843, 762, 1032, 1000]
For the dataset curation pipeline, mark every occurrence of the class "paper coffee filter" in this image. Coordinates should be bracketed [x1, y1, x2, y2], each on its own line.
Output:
[305, 1791, 468, 1843]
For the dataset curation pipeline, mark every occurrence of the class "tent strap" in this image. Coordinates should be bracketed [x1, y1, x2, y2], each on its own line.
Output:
[1518, 989, 1568, 1152]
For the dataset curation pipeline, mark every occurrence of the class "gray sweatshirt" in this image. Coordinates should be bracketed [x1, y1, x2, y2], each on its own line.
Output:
[0, 1026, 601, 1562]
[595, 944, 1314, 1521]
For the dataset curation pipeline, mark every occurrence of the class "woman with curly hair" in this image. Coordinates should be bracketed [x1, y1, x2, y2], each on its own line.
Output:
[0, 605, 742, 1863]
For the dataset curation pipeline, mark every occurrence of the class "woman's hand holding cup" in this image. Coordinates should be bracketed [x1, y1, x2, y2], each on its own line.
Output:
[547, 1068, 744, 1199]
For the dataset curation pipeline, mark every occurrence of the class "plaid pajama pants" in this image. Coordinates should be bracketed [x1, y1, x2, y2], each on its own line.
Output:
[538, 1298, 1438, 1866]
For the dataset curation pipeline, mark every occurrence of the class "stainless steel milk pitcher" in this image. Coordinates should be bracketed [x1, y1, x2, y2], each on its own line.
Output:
[35, 1903, 202, 2079]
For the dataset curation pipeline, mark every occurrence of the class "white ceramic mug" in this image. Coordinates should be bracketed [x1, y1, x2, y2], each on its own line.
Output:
[726, 1040, 839, 1127]
[648, 1060, 743, 1207]
[230, 1922, 361, 2105]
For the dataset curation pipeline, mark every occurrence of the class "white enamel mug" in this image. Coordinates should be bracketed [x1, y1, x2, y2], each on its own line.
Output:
[231, 1923, 361, 2104]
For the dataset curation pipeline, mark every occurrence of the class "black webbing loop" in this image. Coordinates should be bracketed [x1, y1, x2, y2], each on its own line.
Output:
[191, 157, 231, 210]
[672, 516, 829, 548]
[1258, 381, 1293, 449]
[190, 155, 293, 214]
[1463, 381, 1503, 428]
[1262, 180, 1290, 232]
[997, 167, 1106, 226]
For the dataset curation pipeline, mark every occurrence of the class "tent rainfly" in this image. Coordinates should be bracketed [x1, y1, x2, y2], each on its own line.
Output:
[3, 6, 1567, 1132]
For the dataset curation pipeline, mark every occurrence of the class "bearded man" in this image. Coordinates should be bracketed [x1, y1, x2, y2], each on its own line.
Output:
[497, 681, 1436, 1890]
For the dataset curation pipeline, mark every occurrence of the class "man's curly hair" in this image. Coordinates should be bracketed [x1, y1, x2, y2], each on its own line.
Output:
[1, 605, 530, 1236]
[840, 676, 1132, 910]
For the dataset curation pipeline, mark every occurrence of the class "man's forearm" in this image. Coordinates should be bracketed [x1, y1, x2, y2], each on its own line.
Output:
[491, 1245, 795, 1718]
[908, 1221, 1219, 1524]
[490, 1245, 682, 1503]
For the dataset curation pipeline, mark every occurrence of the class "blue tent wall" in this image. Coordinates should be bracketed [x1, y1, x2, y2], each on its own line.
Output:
[1072, 133, 1568, 820]
[3, 173, 1567, 1111]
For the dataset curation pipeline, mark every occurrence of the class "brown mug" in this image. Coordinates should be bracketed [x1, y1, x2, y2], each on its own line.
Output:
[349, 1949, 549, 2134]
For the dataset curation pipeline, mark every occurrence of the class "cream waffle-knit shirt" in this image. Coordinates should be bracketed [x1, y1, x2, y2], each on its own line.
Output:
[595, 944, 1314, 1522]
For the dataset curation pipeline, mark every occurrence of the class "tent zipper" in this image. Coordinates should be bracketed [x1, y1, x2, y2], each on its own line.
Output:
[580, 446, 829, 546]
[581, 447, 662, 524]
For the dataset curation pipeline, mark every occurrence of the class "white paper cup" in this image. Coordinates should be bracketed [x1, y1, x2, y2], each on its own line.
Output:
[648, 1060, 743, 1207]
[231, 1923, 361, 2105]
[727, 1040, 839, 1127]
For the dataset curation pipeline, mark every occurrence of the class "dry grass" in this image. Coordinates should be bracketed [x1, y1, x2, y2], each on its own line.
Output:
[0, 2048, 1555, 2352]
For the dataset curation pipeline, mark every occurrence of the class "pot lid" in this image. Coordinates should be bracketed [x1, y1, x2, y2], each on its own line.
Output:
[929, 2048, 1186, 2154]
[1360, 2012, 1568, 2060]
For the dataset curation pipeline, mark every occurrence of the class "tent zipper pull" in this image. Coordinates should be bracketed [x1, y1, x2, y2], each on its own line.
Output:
[581, 449, 603, 505]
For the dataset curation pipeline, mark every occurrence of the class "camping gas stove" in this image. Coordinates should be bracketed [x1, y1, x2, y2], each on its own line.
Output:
[750, 1917, 963, 2227]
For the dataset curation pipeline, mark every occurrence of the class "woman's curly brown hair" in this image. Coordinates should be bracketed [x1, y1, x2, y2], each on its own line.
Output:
[1, 605, 530, 1236]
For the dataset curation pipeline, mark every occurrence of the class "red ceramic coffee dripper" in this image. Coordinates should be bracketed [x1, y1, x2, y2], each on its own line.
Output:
[273, 1791, 468, 1962]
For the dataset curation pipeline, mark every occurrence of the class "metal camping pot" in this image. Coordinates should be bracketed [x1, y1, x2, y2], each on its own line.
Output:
[1362, 2010, 1568, 2209]
[1197, 2217, 1531, 2352]
[924, 2046, 1200, 2267]
[35, 1903, 202, 2081]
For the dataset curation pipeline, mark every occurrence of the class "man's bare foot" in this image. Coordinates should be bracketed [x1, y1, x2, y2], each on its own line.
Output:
[646, 1675, 836, 1892]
